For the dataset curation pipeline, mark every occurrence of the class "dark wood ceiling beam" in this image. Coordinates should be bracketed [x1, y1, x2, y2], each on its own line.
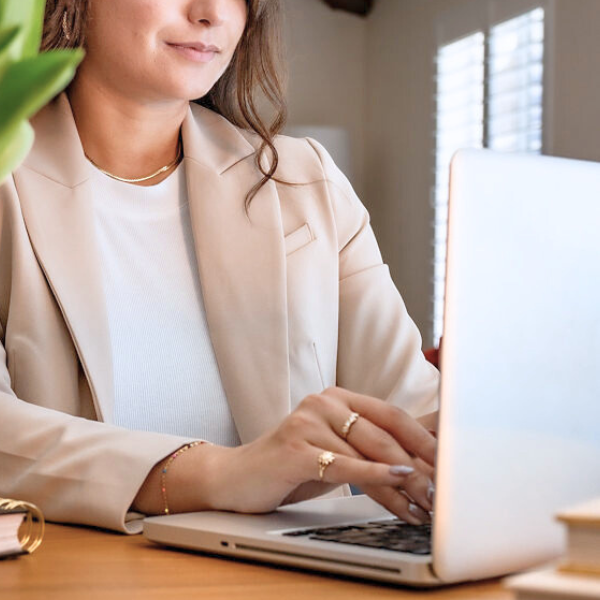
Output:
[322, 0, 374, 17]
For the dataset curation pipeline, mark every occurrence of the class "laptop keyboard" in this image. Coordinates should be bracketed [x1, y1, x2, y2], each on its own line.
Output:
[282, 519, 432, 555]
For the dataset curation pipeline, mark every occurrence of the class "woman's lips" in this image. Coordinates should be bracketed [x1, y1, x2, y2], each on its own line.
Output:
[167, 43, 220, 63]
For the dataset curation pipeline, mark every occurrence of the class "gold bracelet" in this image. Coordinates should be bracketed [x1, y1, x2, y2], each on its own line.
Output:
[160, 441, 205, 515]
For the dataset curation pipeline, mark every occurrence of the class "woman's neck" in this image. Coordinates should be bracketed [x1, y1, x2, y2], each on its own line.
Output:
[68, 71, 188, 186]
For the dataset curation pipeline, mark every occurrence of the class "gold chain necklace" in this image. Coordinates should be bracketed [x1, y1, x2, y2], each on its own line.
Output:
[85, 140, 183, 184]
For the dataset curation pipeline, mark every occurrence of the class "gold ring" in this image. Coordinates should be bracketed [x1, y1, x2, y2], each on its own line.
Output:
[341, 411, 360, 439]
[318, 451, 336, 480]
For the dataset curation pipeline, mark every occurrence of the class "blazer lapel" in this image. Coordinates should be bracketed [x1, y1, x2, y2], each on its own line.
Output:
[181, 106, 291, 443]
[14, 95, 114, 422]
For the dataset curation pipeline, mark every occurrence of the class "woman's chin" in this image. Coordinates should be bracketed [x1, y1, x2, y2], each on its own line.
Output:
[144, 83, 214, 104]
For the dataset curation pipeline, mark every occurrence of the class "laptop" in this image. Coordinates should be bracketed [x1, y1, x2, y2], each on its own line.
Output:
[144, 149, 600, 586]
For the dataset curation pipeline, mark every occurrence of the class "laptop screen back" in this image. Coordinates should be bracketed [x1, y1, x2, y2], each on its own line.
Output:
[433, 150, 600, 582]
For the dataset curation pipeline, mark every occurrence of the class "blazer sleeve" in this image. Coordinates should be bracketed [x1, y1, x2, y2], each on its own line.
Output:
[0, 353, 195, 533]
[305, 138, 439, 417]
[0, 347, 197, 533]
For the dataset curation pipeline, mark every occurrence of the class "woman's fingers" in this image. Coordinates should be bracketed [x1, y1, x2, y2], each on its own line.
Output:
[321, 387, 437, 467]
[306, 445, 418, 489]
[305, 391, 434, 511]
[363, 484, 432, 526]
[412, 456, 435, 480]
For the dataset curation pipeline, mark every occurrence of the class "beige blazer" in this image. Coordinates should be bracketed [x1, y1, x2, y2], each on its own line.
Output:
[0, 94, 439, 533]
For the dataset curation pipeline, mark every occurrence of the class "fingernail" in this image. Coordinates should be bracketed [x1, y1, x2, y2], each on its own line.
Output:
[389, 465, 415, 476]
[427, 482, 435, 502]
[407, 503, 426, 524]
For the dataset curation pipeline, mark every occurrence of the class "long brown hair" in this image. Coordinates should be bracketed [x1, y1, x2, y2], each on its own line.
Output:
[41, 0, 288, 206]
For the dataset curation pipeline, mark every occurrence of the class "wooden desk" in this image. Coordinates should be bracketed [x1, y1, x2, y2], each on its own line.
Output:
[1, 523, 513, 600]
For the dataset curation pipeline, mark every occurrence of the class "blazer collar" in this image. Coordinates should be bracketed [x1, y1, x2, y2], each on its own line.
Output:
[15, 93, 291, 442]
[23, 92, 257, 185]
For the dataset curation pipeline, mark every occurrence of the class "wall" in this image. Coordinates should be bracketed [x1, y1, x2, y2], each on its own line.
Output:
[281, 0, 368, 196]
[551, 1, 600, 163]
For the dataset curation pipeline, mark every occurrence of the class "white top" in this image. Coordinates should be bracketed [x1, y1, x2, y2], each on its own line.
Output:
[90, 162, 240, 447]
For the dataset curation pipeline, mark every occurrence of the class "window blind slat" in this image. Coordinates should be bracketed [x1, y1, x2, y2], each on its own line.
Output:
[488, 98, 542, 118]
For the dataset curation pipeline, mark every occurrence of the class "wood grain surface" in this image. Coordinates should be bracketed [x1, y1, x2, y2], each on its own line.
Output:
[0, 523, 514, 600]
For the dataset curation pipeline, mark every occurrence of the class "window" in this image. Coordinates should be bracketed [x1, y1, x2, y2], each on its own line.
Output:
[488, 9, 545, 152]
[432, 6, 547, 346]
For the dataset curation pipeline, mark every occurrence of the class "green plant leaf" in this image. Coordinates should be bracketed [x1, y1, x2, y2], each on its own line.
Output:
[0, 48, 84, 132]
[0, 0, 46, 60]
[0, 120, 34, 184]
[0, 25, 21, 60]
[0, 25, 21, 79]
[0, 1, 84, 183]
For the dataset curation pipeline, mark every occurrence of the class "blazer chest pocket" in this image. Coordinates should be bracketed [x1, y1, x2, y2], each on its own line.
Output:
[284, 223, 314, 256]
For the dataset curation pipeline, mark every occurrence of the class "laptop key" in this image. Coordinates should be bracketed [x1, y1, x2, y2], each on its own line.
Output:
[283, 520, 432, 555]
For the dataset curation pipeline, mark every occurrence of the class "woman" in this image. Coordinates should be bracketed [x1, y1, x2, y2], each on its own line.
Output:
[0, 0, 439, 533]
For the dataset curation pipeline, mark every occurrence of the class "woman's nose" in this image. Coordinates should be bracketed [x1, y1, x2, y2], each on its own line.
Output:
[189, 0, 231, 27]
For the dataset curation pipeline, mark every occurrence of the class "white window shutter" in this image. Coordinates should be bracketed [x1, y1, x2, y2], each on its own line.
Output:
[488, 8, 545, 152]
[433, 33, 485, 345]
[432, 8, 545, 347]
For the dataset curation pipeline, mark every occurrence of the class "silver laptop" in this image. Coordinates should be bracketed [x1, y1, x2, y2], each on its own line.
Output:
[144, 150, 600, 586]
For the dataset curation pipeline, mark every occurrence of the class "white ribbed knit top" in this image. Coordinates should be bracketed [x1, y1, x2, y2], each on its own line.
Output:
[90, 162, 241, 447]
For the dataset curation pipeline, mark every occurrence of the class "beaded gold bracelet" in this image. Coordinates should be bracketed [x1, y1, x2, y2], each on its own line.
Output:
[160, 441, 205, 515]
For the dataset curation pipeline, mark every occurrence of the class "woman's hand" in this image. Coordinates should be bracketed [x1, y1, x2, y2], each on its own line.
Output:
[134, 387, 436, 524]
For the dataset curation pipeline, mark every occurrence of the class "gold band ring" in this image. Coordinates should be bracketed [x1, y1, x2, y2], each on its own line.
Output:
[318, 451, 336, 480]
[341, 411, 360, 439]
